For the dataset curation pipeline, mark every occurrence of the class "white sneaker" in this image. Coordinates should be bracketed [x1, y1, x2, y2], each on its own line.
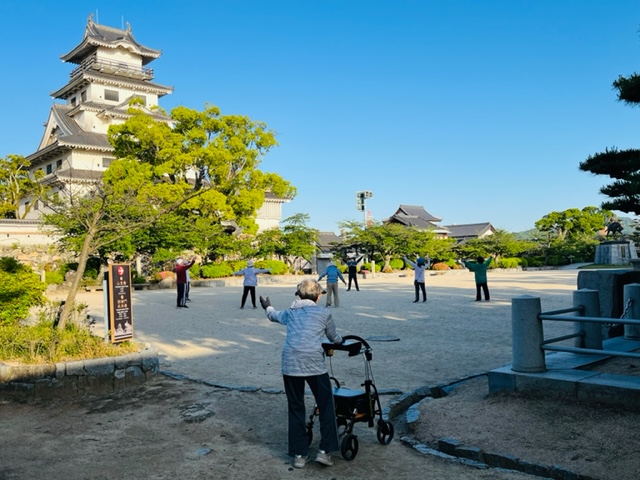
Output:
[293, 455, 309, 468]
[315, 450, 333, 466]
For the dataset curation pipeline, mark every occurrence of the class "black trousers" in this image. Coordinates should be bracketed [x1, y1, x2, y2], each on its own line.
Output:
[176, 283, 187, 306]
[476, 282, 490, 301]
[283, 373, 339, 457]
[414, 281, 426, 301]
[347, 272, 359, 290]
[241, 286, 256, 307]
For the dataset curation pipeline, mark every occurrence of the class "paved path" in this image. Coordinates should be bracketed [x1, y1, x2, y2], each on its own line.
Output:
[81, 269, 581, 394]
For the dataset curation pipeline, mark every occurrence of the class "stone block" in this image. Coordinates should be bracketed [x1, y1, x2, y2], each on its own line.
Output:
[34, 377, 78, 399]
[83, 357, 116, 377]
[482, 452, 520, 470]
[115, 353, 141, 369]
[65, 360, 86, 376]
[84, 373, 114, 395]
[125, 366, 146, 386]
[455, 445, 484, 463]
[437, 437, 461, 456]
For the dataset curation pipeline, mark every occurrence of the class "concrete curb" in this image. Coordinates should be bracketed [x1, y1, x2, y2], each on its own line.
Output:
[0, 344, 159, 401]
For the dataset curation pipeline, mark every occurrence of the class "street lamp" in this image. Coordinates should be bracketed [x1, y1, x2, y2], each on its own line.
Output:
[356, 190, 373, 227]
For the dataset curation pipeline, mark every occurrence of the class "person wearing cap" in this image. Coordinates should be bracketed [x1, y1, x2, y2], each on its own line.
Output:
[259, 279, 343, 469]
[233, 260, 271, 309]
[460, 255, 493, 301]
[317, 261, 346, 307]
[403, 255, 431, 303]
[175, 257, 196, 308]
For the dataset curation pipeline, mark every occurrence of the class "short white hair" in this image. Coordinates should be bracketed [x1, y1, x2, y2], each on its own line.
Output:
[296, 279, 325, 300]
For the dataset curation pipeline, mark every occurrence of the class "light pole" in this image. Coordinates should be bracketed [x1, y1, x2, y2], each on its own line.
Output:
[355, 190, 373, 227]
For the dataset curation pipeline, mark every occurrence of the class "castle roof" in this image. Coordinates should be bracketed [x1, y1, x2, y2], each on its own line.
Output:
[51, 70, 173, 100]
[443, 222, 495, 239]
[60, 14, 161, 65]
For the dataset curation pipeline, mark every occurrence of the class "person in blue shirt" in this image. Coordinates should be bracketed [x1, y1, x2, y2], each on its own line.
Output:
[233, 260, 271, 309]
[318, 261, 347, 307]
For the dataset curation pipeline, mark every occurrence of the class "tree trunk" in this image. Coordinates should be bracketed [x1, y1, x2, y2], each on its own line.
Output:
[56, 220, 98, 330]
[383, 254, 393, 273]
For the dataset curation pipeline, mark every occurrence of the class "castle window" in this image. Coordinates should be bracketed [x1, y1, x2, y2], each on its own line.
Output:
[105, 89, 119, 101]
[102, 157, 112, 168]
[81, 91, 87, 102]
[70, 97, 76, 105]
[46, 164, 52, 175]
[56, 159, 62, 168]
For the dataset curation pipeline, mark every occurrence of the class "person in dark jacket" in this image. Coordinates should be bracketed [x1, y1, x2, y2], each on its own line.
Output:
[345, 255, 363, 291]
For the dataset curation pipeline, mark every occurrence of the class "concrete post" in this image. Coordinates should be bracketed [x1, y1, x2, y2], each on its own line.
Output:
[573, 289, 602, 350]
[511, 295, 546, 373]
[623, 283, 640, 340]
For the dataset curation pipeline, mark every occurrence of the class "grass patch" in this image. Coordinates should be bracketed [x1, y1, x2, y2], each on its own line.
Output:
[0, 315, 140, 364]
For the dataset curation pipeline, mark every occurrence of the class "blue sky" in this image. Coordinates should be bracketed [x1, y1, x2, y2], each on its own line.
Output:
[1, 1, 640, 233]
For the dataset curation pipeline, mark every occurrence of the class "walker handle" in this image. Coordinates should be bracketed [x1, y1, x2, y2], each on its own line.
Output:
[342, 335, 371, 350]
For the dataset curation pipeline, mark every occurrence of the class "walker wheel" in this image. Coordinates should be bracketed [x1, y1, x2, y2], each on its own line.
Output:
[376, 420, 394, 445]
[340, 434, 359, 461]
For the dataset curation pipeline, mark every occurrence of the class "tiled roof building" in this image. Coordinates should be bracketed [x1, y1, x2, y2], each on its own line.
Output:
[443, 222, 496, 242]
[385, 205, 494, 241]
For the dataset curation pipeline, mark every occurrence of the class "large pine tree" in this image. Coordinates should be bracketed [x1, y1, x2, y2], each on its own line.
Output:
[580, 73, 640, 214]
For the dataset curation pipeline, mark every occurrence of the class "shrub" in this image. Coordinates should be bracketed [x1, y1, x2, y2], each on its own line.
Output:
[498, 257, 520, 269]
[151, 271, 175, 283]
[432, 262, 451, 271]
[255, 259, 289, 275]
[45, 271, 64, 285]
[201, 263, 234, 279]
[389, 258, 404, 270]
[132, 274, 147, 284]
[361, 262, 381, 272]
[0, 259, 45, 327]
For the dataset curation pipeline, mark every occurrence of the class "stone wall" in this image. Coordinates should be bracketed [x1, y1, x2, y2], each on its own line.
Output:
[0, 243, 74, 276]
[0, 345, 159, 402]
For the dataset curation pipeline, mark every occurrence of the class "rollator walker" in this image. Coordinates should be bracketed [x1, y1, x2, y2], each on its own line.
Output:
[306, 335, 395, 461]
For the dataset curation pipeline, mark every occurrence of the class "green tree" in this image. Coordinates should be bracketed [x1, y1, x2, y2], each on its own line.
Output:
[0, 154, 47, 219]
[280, 214, 318, 273]
[0, 257, 45, 326]
[456, 229, 531, 264]
[534, 207, 610, 241]
[255, 227, 285, 260]
[579, 64, 640, 213]
[45, 105, 291, 329]
[339, 221, 453, 272]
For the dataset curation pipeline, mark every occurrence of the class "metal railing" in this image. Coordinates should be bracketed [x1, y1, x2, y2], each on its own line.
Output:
[70, 55, 153, 80]
[511, 286, 640, 373]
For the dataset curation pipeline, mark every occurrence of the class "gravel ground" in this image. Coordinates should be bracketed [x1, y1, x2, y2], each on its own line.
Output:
[3, 268, 637, 479]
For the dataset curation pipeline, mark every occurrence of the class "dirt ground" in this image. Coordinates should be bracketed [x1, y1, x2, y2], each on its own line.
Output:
[416, 372, 640, 480]
[0, 376, 537, 480]
[2, 269, 640, 479]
